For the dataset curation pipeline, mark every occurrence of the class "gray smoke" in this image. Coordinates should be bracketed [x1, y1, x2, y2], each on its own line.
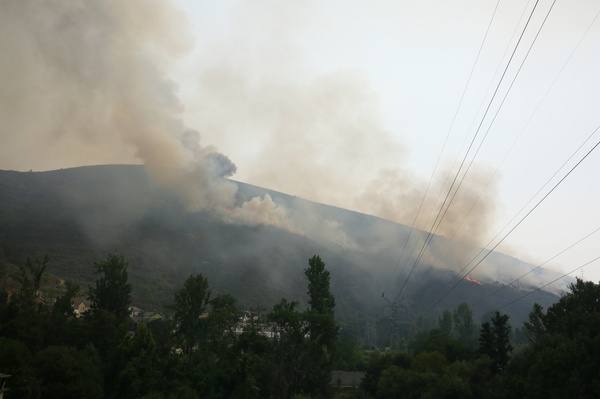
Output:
[0, 0, 296, 231]
[184, 0, 498, 265]
[0, 0, 500, 268]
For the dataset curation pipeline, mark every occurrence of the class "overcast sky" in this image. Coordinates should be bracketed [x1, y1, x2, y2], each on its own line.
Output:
[171, 0, 600, 282]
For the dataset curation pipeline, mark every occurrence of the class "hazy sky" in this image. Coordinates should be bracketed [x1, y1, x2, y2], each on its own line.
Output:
[171, 0, 600, 282]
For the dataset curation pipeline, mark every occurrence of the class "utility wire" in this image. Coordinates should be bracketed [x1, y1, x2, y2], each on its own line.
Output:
[394, 0, 503, 277]
[449, 124, 600, 292]
[500, 254, 600, 310]
[395, 0, 543, 302]
[451, 4, 600, 243]
[430, 125, 600, 309]
[490, 224, 600, 298]
[435, 0, 559, 235]
[399, 0, 527, 288]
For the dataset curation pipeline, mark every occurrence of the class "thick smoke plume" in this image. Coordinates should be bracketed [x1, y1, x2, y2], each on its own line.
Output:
[0, 0, 498, 270]
[0, 0, 291, 230]
[184, 0, 498, 261]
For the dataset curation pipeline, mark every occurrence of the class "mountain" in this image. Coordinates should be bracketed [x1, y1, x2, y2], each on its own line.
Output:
[0, 165, 563, 342]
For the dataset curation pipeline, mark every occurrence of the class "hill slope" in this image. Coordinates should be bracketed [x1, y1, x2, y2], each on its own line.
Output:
[0, 165, 561, 341]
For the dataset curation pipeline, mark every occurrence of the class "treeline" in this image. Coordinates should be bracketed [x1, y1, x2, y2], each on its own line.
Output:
[0, 254, 338, 399]
[2, 254, 600, 399]
[360, 279, 600, 398]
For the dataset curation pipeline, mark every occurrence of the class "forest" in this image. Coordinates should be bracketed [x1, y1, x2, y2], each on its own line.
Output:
[1, 254, 599, 398]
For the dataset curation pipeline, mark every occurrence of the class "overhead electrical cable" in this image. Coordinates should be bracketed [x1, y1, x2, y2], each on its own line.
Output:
[499, 255, 600, 310]
[435, 0, 559, 233]
[410, 0, 600, 295]
[395, 0, 543, 302]
[393, 0, 503, 273]
[446, 123, 600, 294]
[490, 224, 600, 298]
[430, 125, 600, 309]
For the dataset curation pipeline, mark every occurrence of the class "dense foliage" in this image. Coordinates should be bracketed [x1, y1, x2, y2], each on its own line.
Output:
[360, 279, 600, 399]
[0, 254, 338, 398]
[2, 251, 600, 398]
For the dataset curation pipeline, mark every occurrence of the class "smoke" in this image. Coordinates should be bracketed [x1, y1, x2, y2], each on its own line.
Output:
[229, 194, 298, 233]
[356, 167, 496, 244]
[0, 0, 498, 266]
[184, 0, 498, 262]
[0, 0, 297, 231]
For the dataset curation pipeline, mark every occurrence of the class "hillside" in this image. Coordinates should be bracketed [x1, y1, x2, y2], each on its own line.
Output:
[0, 165, 561, 341]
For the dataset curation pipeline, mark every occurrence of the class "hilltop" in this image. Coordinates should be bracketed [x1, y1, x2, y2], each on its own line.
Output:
[0, 165, 560, 342]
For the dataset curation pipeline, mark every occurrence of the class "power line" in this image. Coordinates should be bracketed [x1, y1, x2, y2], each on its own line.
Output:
[435, 0, 559, 233]
[490, 224, 600, 298]
[499, 254, 600, 310]
[430, 125, 600, 309]
[393, 0, 503, 276]
[450, 124, 600, 292]
[395, 0, 543, 302]
[450, 4, 600, 244]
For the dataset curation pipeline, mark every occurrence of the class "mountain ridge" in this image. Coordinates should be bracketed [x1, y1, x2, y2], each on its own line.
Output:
[0, 164, 561, 342]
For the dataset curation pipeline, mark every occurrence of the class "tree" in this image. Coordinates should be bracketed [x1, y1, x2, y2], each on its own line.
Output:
[438, 310, 453, 336]
[88, 255, 131, 319]
[269, 299, 308, 398]
[478, 322, 494, 360]
[543, 278, 600, 338]
[173, 274, 211, 353]
[479, 312, 512, 373]
[46, 281, 81, 347]
[491, 312, 512, 371]
[453, 303, 476, 348]
[207, 294, 239, 348]
[503, 279, 600, 399]
[52, 281, 79, 318]
[306, 255, 335, 315]
[33, 346, 103, 399]
[0, 337, 38, 398]
[523, 303, 546, 345]
[304, 255, 338, 398]
[14, 256, 48, 308]
[116, 323, 163, 398]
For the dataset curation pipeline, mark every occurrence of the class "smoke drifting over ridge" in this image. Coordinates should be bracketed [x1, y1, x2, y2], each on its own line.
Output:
[0, 0, 294, 230]
[0, 0, 498, 270]
[184, 0, 498, 250]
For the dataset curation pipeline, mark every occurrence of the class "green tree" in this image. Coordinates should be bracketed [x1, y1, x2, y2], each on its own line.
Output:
[33, 346, 103, 399]
[88, 255, 131, 319]
[207, 294, 239, 350]
[46, 281, 81, 347]
[453, 303, 476, 348]
[478, 322, 494, 360]
[173, 274, 211, 353]
[52, 281, 79, 318]
[304, 255, 338, 398]
[503, 279, 600, 398]
[479, 312, 512, 373]
[13, 256, 48, 309]
[523, 303, 546, 345]
[491, 312, 512, 371]
[0, 337, 38, 398]
[116, 323, 163, 398]
[269, 299, 308, 398]
[438, 310, 453, 336]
